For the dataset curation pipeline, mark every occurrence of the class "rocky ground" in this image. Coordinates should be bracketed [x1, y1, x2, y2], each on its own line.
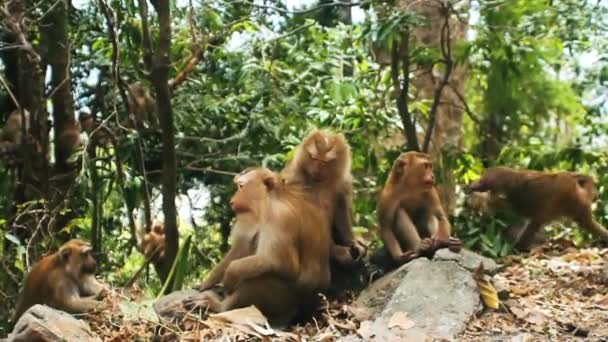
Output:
[8, 242, 608, 341]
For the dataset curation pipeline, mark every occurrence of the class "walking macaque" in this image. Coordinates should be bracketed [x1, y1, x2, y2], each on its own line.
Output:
[280, 129, 366, 268]
[466, 167, 608, 250]
[377, 152, 461, 266]
[127, 82, 158, 130]
[187, 168, 331, 325]
[14, 239, 106, 321]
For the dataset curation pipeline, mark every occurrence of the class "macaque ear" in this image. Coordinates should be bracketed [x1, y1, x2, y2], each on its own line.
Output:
[263, 175, 276, 190]
[59, 248, 71, 263]
[394, 159, 406, 173]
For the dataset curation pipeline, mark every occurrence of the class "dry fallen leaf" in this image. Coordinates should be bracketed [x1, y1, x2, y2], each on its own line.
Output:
[474, 264, 500, 310]
[387, 311, 415, 330]
[357, 320, 373, 339]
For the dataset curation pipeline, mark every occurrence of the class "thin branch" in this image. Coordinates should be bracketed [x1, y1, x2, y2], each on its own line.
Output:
[228, 0, 368, 15]
[137, 0, 153, 72]
[0, 73, 21, 111]
[391, 30, 419, 151]
[269, 22, 315, 42]
[422, 3, 453, 153]
[176, 121, 250, 144]
[0, 1, 41, 63]
[184, 166, 237, 177]
[449, 83, 481, 125]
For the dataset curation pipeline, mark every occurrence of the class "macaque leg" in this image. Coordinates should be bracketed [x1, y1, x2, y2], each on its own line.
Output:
[222, 252, 297, 292]
[514, 219, 543, 251]
[195, 242, 250, 291]
[575, 210, 608, 241]
[381, 210, 420, 265]
[220, 277, 298, 326]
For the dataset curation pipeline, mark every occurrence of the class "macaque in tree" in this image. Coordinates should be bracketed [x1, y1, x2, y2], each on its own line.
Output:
[127, 82, 158, 130]
[377, 152, 462, 266]
[187, 167, 331, 325]
[55, 119, 82, 168]
[0, 110, 30, 154]
[466, 167, 608, 250]
[280, 128, 366, 268]
[14, 239, 107, 321]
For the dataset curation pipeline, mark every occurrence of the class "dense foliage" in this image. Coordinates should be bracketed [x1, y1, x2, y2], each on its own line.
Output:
[1, 0, 607, 334]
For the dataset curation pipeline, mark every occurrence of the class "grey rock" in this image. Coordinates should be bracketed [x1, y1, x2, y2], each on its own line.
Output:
[7, 305, 100, 342]
[350, 250, 489, 340]
[435, 248, 499, 274]
[153, 289, 200, 321]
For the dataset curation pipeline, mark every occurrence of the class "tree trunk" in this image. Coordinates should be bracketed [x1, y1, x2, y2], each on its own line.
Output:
[398, 0, 468, 214]
[151, 0, 179, 288]
[41, 0, 77, 173]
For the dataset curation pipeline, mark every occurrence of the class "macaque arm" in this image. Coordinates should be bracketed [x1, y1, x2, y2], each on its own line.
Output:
[196, 238, 250, 291]
[79, 275, 104, 297]
[332, 186, 355, 245]
[433, 209, 451, 241]
[61, 296, 102, 314]
[466, 178, 491, 193]
[575, 209, 608, 241]
[332, 243, 357, 266]
[222, 232, 299, 290]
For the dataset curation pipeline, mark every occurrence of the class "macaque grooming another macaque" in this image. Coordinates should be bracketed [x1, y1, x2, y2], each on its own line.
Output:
[280, 128, 366, 268]
[14, 239, 106, 321]
[466, 167, 608, 250]
[377, 152, 462, 266]
[187, 168, 331, 325]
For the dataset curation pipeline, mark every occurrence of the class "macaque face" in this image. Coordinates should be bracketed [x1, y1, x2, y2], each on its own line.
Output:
[303, 132, 338, 182]
[394, 152, 434, 188]
[230, 168, 276, 214]
[61, 240, 97, 275]
[577, 176, 599, 202]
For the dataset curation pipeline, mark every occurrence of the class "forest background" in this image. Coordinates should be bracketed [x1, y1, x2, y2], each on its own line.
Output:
[0, 0, 607, 333]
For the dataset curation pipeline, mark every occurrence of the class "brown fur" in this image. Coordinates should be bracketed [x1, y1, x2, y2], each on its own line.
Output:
[377, 152, 455, 265]
[189, 168, 331, 325]
[140, 221, 166, 263]
[467, 167, 608, 249]
[127, 82, 158, 130]
[280, 128, 366, 267]
[14, 239, 105, 321]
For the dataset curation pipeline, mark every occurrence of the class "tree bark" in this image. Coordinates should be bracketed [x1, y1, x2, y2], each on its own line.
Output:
[398, 0, 468, 214]
[151, 0, 179, 287]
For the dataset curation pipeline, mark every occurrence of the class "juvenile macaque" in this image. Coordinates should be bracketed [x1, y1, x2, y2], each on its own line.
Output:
[127, 82, 158, 130]
[187, 168, 331, 325]
[139, 221, 166, 263]
[55, 119, 82, 168]
[14, 239, 106, 321]
[280, 129, 366, 268]
[466, 167, 608, 250]
[1, 109, 29, 144]
[377, 152, 461, 266]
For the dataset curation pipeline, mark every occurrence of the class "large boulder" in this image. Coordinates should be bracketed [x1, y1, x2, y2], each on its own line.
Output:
[6, 305, 100, 342]
[348, 249, 492, 340]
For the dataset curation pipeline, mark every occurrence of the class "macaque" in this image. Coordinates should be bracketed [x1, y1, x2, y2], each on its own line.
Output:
[280, 128, 366, 268]
[55, 119, 82, 168]
[1, 109, 29, 144]
[466, 167, 608, 250]
[127, 82, 158, 130]
[187, 167, 331, 325]
[377, 152, 461, 266]
[139, 221, 166, 263]
[14, 239, 106, 321]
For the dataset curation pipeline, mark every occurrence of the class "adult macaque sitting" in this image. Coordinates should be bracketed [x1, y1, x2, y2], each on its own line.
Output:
[377, 152, 462, 266]
[466, 167, 608, 250]
[186, 168, 331, 325]
[280, 128, 367, 269]
[13, 239, 107, 321]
